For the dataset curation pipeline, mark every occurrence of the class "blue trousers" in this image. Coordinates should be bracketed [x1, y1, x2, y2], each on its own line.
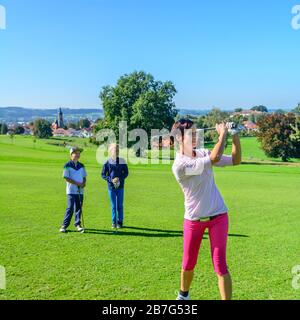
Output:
[62, 194, 83, 228]
[108, 188, 124, 224]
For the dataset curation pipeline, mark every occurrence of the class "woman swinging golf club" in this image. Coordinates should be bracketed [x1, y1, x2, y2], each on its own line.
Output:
[172, 119, 241, 300]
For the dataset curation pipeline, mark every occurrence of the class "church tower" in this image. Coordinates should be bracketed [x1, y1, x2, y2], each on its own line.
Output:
[57, 108, 64, 128]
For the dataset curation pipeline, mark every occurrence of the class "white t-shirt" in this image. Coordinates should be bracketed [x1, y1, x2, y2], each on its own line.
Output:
[172, 149, 233, 220]
[63, 161, 87, 195]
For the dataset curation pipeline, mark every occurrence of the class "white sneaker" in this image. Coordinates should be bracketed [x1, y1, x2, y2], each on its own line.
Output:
[59, 226, 66, 233]
[76, 225, 84, 233]
[176, 292, 190, 300]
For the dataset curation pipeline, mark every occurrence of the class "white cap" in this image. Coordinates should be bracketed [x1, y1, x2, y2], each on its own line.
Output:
[69, 146, 83, 155]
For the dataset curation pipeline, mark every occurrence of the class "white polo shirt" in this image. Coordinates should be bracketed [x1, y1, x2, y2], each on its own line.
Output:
[63, 161, 87, 195]
[172, 149, 233, 221]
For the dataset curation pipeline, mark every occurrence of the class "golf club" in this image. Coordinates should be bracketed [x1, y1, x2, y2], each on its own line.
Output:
[77, 186, 85, 233]
[199, 122, 240, 131]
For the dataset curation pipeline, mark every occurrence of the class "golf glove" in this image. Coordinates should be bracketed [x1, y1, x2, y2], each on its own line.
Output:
[112, 178, 120, 189]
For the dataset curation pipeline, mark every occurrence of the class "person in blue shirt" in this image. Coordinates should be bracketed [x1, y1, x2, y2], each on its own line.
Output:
[102, 144, 129, 229]
[60, 147, 87, 233]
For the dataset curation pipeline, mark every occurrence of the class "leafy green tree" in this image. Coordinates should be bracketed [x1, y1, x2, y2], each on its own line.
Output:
[203, 108, 230, 128]
[67, 122, 79, 130]
[33, 119, 53, 139]
[251, 105, 268, 113]
[195, 115, 207, 130]
[234, 108, 243, 113]
[14, 126, 25, 135]
[249, 114, 256, 123]
[292, 103, 300, 114]
[230, 114, 244, 125]
[290, 116, 300, 144]
[256, 113, 300, 161]
[274, 109, 286, 115]
[99, 71, 178, 140]
[194, 109, 230, 144]
[0, 122, 8, 134]
[78, 118, 91, 129]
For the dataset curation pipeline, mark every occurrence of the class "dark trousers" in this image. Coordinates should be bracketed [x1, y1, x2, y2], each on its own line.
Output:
[62, 194, 83, 228]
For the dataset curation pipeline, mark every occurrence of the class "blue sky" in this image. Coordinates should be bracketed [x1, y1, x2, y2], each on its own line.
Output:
[0, 0, 300, 110]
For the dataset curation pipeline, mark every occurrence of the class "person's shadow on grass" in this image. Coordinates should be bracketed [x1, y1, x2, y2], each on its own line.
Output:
[67, 226, 249, 239]
[76, 226, 183, 238]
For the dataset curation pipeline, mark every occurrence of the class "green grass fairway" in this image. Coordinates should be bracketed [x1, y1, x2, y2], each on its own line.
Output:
[0, 135, 300, 300]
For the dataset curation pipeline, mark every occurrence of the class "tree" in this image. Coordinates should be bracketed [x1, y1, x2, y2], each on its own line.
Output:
[290, 116, 300, 144]
[67, 122, 79, 130]
[0, 122, 8, 135]
[230, 114, 244, 125]
[203, 108, 230, 128]
[78, 118, 91, 129]
[249, 114, 256, 123]
[195, 115, 207, 130]
[98, 71, 178, 142]
[33, 119, 53, 139]
[274, 109, 286, 115]
[14, 125, 25, 135]
[292, 103, 300, 114]
[256, 113, 300, 161]
[234, 108, 243, 113]
[251, 105, 268, 113]
[194, 109, 230, 144]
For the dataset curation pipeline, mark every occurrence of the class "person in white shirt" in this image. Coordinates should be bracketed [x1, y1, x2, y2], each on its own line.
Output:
[172, 119, 241, 300]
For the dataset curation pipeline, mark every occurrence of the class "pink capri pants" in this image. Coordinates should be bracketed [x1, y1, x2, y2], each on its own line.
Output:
[182, 213, 229, 276]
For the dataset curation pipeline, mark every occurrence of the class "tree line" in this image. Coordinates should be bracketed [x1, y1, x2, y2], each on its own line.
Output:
[1, 70, 300, 162]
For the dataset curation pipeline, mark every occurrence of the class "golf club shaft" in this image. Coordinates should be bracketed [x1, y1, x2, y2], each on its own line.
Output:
[196, 127, 215, 132]
[78, 187, 84, 228]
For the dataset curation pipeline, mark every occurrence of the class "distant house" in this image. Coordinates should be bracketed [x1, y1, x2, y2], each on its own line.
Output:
[231, 110, 263, 118]
[243, 121, 258, 132]
[52, 117, 94, 138]
[81, 128, 93, 138]
[53, 128, 69, 137]
[23, 126, 33, 135]
[68, 129, 83, 137]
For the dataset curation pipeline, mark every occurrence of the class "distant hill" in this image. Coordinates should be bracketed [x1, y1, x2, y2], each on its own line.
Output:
[0, 107, 104, 123]
[0, 106, 211, 123]
[178, 109, 211, 116]
[0, 106, 293, 123]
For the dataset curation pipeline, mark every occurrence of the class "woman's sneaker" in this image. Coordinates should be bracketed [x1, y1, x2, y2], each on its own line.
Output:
[176, 292, 190, 300]
[112, 223, 117, 229]
[59, 226, 66, 233]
